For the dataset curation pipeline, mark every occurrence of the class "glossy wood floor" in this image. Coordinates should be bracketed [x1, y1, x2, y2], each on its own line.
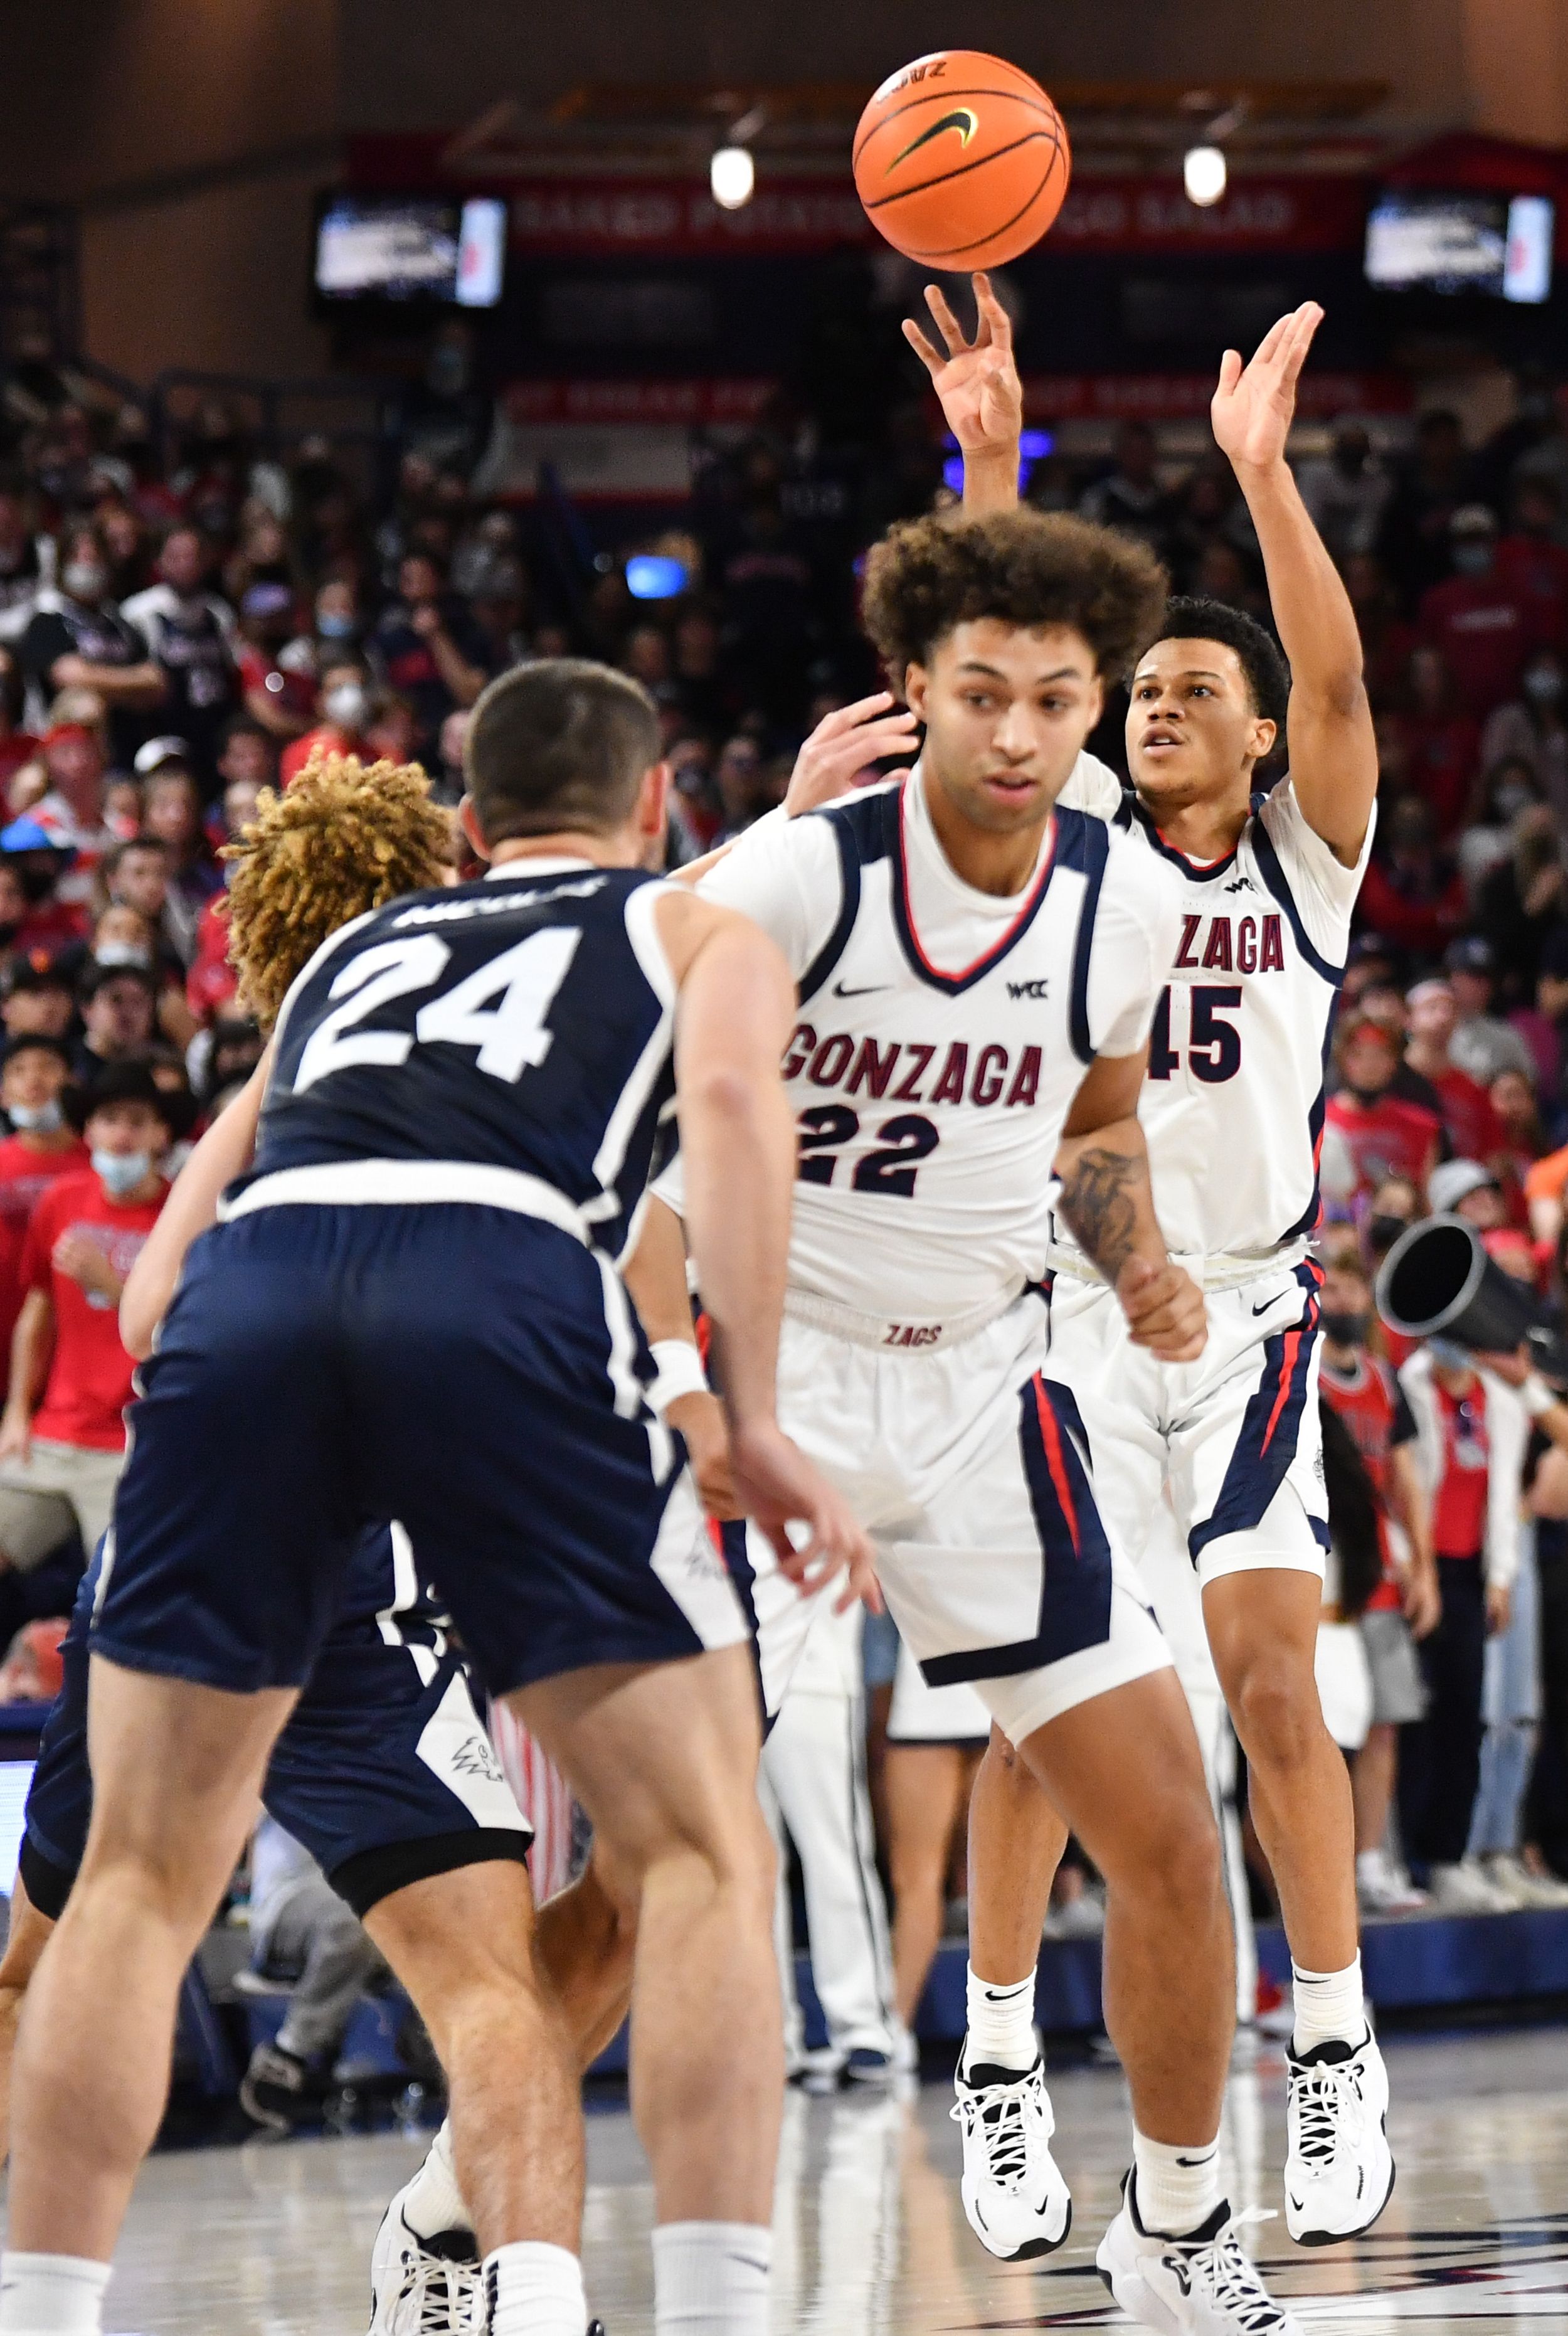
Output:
[82, 2025, 1568, 2332]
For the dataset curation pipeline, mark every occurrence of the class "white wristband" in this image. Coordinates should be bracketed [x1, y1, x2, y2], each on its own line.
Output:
[648, 1339, 708, 1412]
[1522, 1374, 1557, 1420]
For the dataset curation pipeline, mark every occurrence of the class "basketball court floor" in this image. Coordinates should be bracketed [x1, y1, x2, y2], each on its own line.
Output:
[95, 2024, 1568, 2332]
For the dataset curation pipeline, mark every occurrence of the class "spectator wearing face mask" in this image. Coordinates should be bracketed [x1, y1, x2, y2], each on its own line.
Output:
[70, 961, 156, 1081]
[1480, 654, 1568, 833]
[1325, 1014, 1443, 1203]
[236, 581, 312, 743]
[368, 551, 487, 755]
[0, 1062, 170, 1577]
[120, 528, 238, 778]
[19, 524, 166, 768]
[0, 1037, 87, 1391]
[1475, 805, 1568, 1004]
[1397, 1334, 1527, 1911]
[278, 659, 370, 786]
[99, 833, 186, 969]
[1444, 936, 1537, 1086]
[1419, 506, 1538, 721]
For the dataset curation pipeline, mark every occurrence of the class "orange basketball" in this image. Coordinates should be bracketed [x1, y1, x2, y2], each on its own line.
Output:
[852, 50, 1071, 270]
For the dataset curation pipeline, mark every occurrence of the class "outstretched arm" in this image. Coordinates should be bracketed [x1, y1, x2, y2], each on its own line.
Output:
[657, 892, 877, 1605]
[1210, 303, 1376, 865]
[1054, 1050, 1206, 1361]
[903, 274, 1023, 518]
[119, 1054, 270, 1359]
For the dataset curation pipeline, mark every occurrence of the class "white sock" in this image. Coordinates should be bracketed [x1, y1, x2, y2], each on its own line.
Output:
[962, 1966, 1037, 2075]
[0, 2253, 110, 2335]
[652, 2221, 770, 2336]
[484, 2242, 585, 2336]
[1291, 1956, 1367, 2054]
[1131, 2132, 1222, 2238]
[399, 2118, 472, 2239]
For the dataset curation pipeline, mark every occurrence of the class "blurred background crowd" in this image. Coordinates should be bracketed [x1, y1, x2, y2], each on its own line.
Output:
[4, 244, 1568, 2108]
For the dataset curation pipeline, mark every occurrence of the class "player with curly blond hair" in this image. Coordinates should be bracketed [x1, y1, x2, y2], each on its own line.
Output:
[221, 748, 453, 1026]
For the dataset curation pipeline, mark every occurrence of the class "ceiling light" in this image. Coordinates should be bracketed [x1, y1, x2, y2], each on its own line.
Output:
[710, 147, 755, 210]
[1184, 146, 1227, 207]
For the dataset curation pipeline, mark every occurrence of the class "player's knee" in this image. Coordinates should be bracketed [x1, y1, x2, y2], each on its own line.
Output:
[1229, 1650, 1322, 1771]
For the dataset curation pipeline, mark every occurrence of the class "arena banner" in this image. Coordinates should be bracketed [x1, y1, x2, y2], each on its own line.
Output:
[1021, 369, 1413, 422]
[346, 139, 1370, 258]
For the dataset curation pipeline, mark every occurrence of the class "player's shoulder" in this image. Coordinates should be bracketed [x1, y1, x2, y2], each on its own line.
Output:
[1093, 814, 1182, 916]
[1056, 747, 1126, 820]
[802, 776, 904, 861]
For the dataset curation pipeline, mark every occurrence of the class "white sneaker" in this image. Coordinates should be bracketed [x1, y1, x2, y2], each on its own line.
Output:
[1283, 2029, 1394, 2244]
[1483, 1852, 1568, 1909]
[369, 2193, 483, 2335]
[1355, 1848, 1428, 1916]
[1096, 2175, 1301, 2334]
[952, 2047, 1073, 2259]
[1426, 1858, 1515, 1914]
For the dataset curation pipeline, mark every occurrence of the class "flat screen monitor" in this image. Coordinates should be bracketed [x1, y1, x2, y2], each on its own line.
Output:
[1365, 190, 1554, 303]
[314, 195, 508, 307]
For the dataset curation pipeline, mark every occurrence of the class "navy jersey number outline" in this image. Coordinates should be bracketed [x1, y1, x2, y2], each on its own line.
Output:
[1147, 983, 1243, 1086]
[793, 1105, 940, 1195]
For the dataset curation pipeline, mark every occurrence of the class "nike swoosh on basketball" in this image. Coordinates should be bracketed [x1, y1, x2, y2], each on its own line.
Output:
[833, 979, 892, 997]
[889, 107, 979, 171]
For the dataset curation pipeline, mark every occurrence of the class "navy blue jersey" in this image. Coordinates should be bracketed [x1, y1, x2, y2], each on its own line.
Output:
[231, 861, 677, 1262]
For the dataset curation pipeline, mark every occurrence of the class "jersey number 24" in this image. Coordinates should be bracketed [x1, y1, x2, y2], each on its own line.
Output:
[291, 928, 582, 1093]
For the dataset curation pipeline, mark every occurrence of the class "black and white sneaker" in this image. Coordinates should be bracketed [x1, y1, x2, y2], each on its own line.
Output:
[951, 2050, 1072, 2259]
[1096, 2172, 1301, 2334]
[368, 2192, 482, 2335]
[1284, 2029, 1394, 2244]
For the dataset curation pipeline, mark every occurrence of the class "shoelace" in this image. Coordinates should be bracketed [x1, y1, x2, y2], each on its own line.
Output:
[950, 2074, 1039, 2188]
[391, 2254, 485, 2336]
[1291, 2057, 1363, 2169]
[1162, 2208, 1289, 2335]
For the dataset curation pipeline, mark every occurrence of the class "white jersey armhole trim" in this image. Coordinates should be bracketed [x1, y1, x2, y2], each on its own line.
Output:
[591, 879, 679, 1197]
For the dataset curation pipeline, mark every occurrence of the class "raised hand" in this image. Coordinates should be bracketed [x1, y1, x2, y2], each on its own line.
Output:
[1211, 300, 1323, 475]
[903, 272, 1023, 460]
[785, 690, 919, 817]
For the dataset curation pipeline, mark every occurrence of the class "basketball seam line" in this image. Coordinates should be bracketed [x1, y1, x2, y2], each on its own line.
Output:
[862, 128, 1062, 215]
[894, 152, 1066, 262]
[852, 88, 1064, 168]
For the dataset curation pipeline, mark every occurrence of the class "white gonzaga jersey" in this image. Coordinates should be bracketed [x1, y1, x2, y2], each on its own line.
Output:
[1057, 756, 1374, 1265]
[691, 770, 1180, 1321]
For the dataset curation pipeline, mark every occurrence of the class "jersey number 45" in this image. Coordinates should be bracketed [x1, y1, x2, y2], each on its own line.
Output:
[1147, 984, 1242, 1085]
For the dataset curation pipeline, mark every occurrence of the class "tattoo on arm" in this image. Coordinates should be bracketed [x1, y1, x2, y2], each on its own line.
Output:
[1057, 1144, 1146, 1282]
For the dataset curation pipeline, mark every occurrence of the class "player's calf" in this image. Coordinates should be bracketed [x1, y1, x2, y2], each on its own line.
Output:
[3, 1662, 293, 2331]
[521, 1646, 783, 2336]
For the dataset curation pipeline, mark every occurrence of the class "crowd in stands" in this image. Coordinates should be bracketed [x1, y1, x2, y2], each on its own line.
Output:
[1, 350, 1568, 2063]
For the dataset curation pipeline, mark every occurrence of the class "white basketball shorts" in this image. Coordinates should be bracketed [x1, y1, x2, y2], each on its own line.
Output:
[1044, 1260, 1328, 1591]
[766, 1289, 1173, 1748]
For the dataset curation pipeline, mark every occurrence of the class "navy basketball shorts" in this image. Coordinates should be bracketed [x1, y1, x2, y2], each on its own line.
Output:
[93, 1203, 747, 1701]
[23, 1533, 532, 1923]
